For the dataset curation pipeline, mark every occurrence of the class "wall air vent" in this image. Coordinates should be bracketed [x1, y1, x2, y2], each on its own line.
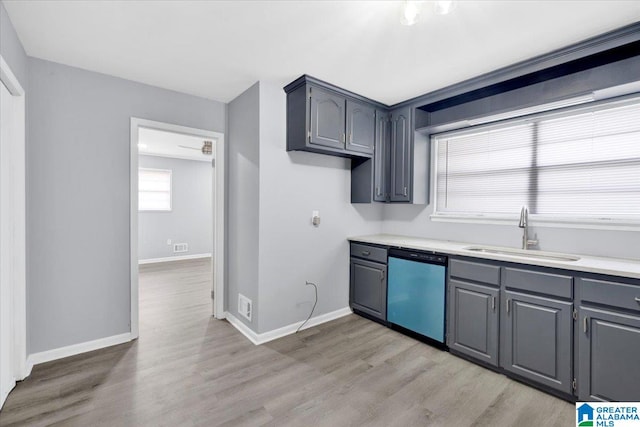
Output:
[238, 294, 252, 321]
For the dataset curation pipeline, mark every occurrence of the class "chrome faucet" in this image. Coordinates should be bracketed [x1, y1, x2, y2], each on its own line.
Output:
[518, 206, 538, 250]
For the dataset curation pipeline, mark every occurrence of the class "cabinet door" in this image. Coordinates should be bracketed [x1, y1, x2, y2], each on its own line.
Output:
[309, 86, 345, 150]
[502, 290, 573, 394]
[374, 111, 390, 202]
[390, 107, 412, 202]
[346, 100, 375, 155]
[350, 258, 387, 321]
[578, 307, 640, 401]
[448, 280, 500, 366]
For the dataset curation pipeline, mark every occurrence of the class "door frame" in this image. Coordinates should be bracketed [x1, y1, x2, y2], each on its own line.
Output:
[0, 54, 28, 407]
[130, 118, 226, 339]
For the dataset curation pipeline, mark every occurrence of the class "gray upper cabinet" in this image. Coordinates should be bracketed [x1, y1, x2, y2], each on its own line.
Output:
[390, 106, 413, 202]
[285, 75, 424, 204]
[285, 75, 381, 159]
[346, 100, 375, 155]
[501, 290, 573, 395]
[577, 277, 640, 401]
[309, 86, 345, 150]
[374, 111, 390, 202]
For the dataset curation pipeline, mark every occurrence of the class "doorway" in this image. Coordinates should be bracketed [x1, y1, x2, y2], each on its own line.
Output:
[130, 118, 225, 339]
[0, 55, 27, 409]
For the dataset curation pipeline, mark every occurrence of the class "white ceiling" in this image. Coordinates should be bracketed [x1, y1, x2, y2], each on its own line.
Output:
[4, 1, 640, 105]
[138, 127, 215, 162]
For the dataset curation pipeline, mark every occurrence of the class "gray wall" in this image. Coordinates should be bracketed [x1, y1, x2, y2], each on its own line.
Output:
[227, 82, 261, 332]
[0, 2, 27, 89]
[27, 58, 225, 354]
[226, 81, 385, 335]
[256, 81, 383, 333]
[138, 155, 212, 261]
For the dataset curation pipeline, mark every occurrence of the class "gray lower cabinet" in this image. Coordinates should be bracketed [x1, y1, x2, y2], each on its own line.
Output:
[501, 290, 573, 395]
[448, 279, 500, 366]
[577, 276, 640, 401]
[578, 307, 640, 401]
[350, 243, 388, 322]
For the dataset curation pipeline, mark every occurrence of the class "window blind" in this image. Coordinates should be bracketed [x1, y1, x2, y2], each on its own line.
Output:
[139, 168, 172, 211]
[434, 96, 640, 223]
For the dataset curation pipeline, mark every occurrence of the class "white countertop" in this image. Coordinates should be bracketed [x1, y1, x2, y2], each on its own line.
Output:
[348, 234, 640, 280]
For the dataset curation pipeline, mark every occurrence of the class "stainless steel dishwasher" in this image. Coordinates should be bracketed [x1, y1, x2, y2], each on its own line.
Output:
[387, 248, 447, 348]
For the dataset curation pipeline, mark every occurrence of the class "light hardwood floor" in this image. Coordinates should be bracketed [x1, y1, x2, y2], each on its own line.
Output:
[0, 258, 574, 426]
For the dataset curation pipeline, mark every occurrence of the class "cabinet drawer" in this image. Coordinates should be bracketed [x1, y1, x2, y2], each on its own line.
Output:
[579, 277, 640, 313]
[350, 243, 387, 264]
[502, 267, 573, 299]
[450, 259, 500, 286]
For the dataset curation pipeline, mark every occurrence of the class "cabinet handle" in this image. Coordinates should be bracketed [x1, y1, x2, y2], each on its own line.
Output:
[403, 187, 408, 197]
[506, 298, 511, 314]
[380, 270, 385, 281]
[342, 133, 346, 143]
[492, 296, 496, 312]
[376, 187, 381, 196]
[361, 251, 370, 256]
[635, 297, 640, 304]
[583, 316, 588, 334]
[349, 133, 353, 143]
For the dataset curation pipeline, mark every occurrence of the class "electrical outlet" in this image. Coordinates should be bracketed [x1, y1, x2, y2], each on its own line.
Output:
[173, 243, 188, 253]
[167, 239, 172, 245]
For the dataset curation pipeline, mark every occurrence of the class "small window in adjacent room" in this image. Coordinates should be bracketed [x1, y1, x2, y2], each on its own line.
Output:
[138, 168, 172, 211]
[432, 94, 640, 228]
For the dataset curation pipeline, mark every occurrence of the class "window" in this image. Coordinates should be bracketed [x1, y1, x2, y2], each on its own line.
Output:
[138, 168, 172, 211]
[433, 95, 640, 227]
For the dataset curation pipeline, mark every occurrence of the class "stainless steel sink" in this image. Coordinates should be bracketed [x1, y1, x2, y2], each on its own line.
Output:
[464, 246, 581, 262]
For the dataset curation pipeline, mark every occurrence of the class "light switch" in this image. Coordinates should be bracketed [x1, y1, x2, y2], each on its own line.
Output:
[312, 210, 320, 227]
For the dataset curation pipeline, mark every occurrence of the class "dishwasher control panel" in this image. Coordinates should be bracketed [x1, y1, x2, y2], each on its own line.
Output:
[388, 248, 447, 265]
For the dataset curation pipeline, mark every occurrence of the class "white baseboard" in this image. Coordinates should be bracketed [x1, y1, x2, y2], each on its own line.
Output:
[225, 313, 260, 345]
[1, 381, 14, 410]
[139, 253, 212, 265]
[21, 359, 33, 380]
[225, 307, 353, 346]
[27, 332, 134, 367]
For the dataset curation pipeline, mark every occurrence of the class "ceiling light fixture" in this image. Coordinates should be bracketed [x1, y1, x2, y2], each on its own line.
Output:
[400, 1, 456, 26]
[400, 1, 420, 26]
[434, 1, 456, 15]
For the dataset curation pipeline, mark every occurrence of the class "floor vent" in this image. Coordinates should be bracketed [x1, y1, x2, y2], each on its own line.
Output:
[173, 243, 188, 253]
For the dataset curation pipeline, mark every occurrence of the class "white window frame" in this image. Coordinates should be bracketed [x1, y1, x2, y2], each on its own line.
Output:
[138, 167, 172, 212]
[431, 93, 640, 231]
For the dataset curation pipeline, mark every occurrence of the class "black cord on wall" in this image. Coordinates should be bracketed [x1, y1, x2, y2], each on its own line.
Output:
[296, 281, 318, 333]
